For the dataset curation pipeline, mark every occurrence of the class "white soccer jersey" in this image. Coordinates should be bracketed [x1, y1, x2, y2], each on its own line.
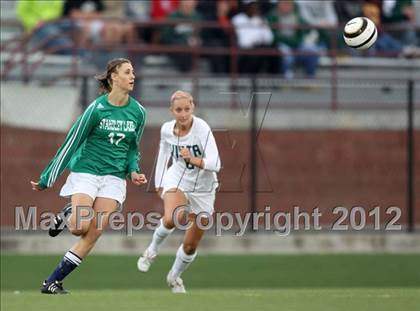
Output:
[154, 116, 221, 194]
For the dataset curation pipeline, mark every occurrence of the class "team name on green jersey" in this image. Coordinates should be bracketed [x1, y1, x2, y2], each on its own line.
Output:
[99, 119, 136, 132]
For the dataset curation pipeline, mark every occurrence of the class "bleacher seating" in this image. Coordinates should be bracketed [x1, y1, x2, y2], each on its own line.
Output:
[1, 1, 419, 109]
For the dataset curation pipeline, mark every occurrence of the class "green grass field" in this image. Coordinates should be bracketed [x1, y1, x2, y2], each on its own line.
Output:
[2, 254, 420, 311]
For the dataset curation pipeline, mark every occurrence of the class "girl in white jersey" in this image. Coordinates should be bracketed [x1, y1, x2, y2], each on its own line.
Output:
[137, 90, 221, 293]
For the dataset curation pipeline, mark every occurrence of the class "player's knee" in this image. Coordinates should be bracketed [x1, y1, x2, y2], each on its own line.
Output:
[162, 217, 175, 229]
[68, 208, 92, 236]
[197, 216, 209, 227]
[183, 243, 197, 255]
[69, 227, 84, 236]
[68, 222, 90, 236]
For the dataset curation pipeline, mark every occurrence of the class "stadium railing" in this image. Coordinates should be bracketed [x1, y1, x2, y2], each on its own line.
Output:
[1, 17, 419, 110]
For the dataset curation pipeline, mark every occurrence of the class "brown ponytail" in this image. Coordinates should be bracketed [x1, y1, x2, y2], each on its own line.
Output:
[94, 58, 131, 94]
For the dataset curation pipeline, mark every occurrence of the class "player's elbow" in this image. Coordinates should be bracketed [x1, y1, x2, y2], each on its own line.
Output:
[203, 158, 221, 173]
[214, 160, 221, 173]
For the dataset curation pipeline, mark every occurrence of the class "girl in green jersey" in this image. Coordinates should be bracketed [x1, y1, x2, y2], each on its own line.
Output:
[31, 58, 147, 294]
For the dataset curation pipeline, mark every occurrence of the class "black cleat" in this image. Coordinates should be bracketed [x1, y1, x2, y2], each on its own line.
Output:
[48, 203, 72, 237]
[48, 214, 65, 237]
[41, 280, 69, 294]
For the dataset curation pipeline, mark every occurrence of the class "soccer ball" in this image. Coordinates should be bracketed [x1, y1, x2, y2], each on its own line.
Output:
[343, 17, 378, 50]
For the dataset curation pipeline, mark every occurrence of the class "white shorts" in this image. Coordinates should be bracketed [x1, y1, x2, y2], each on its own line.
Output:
[162, 186, 215, 216]
[60, 172, 127, 205]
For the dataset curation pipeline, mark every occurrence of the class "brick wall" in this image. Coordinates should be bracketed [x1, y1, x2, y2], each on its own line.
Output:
[2, 126, 419, 228]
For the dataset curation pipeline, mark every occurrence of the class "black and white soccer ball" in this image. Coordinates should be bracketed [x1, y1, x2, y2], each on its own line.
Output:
[343, 17, 378, 50]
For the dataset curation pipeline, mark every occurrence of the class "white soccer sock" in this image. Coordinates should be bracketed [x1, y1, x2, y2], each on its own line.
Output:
[170, 244, 197, 279]
[148, 219, 175, 253]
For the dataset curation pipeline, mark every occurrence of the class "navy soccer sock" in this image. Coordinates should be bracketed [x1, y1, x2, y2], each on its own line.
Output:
[46, 250, 82, 283]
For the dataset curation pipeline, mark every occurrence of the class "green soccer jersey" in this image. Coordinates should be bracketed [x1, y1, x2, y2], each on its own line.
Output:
[38, 94, 146, 189]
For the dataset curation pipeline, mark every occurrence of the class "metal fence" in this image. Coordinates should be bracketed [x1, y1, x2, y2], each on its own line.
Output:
[1, 18, 420, 110]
